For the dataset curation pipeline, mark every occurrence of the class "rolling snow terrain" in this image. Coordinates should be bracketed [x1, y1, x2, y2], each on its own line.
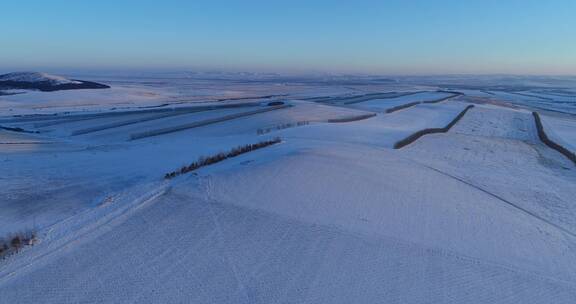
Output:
[1, 73, 576, 303]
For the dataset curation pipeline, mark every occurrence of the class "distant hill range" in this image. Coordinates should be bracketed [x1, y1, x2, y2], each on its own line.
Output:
[0, 72, 110, 92]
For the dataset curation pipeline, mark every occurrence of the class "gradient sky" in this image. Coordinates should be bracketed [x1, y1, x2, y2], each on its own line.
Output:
[2, 0, 576, 75]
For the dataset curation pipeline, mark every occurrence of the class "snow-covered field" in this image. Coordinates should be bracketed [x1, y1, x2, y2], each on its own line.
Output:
[279, 101, 470, 148]
[1, 74, 576, 303]
[348, 91, 455, 112]
[540, 115, 576, 153]
[0, 86, 176, 114]
[484, 91, 576, 115]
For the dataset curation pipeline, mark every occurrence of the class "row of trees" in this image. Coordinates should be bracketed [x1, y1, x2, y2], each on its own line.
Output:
[164, 137, 282, 179]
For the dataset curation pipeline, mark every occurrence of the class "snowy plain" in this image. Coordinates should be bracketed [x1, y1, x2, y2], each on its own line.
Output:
[1, 74, 576, 303]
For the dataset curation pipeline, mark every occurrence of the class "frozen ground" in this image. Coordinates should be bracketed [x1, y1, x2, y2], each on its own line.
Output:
[1, 74, 576, 303]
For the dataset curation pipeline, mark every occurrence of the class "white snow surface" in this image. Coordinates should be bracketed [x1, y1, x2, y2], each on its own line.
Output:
[540, 114, 576, 153]
[0, 86, 173, 114]
[1, 81, 576, 303]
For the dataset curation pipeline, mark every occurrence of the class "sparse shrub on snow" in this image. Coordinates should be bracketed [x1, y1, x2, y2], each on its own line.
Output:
[0, 231, 37, 259]
[257, 121, 309, 135]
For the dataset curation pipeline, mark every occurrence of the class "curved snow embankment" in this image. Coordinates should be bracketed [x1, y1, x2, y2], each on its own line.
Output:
[70, 111, 192, 136]
[394, 105, 474, 149]
[533, 112, 576, 165]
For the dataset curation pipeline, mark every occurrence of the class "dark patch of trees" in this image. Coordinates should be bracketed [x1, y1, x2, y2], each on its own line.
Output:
[0, 126, 39, 133]
[533, 112, 576, 165]
[0, 231, 36, 259]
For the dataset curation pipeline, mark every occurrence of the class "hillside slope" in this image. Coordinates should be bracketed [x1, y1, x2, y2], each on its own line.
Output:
[0, 72, 110, 92]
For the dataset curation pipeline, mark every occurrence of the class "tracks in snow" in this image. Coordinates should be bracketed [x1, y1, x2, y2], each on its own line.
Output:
[0, 181, 170, 282]
[402, 106, 576, 239]
[416, 161, 576, 239]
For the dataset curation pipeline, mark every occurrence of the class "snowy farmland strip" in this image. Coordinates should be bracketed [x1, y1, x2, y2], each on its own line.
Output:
[1, 110, 152, 125]
[510, 92, 554, 101]
[394, 105, 474, 149]
[533, 112, 576, 165]
[0, 102, 262, 125]
[419, 162, 576, 239]
[341, 91, 423, 105]
[129, 105, 292, 140]
[33, 115, 130, 128]
[304, 91, 420, 104]
[386, 92, 462, 113]
[70, 111, 194, 136]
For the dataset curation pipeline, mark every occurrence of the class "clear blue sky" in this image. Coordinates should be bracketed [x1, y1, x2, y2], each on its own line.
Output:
[2, 0, 575, 75]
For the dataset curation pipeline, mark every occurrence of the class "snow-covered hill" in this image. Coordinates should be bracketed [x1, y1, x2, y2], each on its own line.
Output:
[0, 72, 81, 85]
[0, 72, 110, 92]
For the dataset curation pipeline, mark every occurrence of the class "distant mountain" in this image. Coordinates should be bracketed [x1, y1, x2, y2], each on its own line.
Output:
[0, 72, 110, 92]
